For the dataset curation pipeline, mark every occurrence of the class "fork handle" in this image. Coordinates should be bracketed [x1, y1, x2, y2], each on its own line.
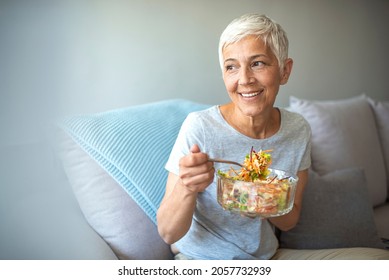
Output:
[208, 158, 243, 167]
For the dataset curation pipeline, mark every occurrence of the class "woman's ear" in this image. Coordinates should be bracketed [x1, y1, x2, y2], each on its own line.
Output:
[280, 58, 293, 85]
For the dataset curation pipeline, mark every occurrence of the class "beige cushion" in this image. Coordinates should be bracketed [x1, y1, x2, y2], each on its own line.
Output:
[289, 95, 387, 207]
[272, 247, 389, 260]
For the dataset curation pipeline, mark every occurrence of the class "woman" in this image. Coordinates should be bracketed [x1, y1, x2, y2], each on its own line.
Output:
[157, 13, 311, 260]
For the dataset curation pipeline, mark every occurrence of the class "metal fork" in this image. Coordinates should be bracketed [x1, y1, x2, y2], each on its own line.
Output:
[208, 158, 244, 168]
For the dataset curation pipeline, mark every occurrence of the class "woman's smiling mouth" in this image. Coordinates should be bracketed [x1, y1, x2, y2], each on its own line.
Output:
[239, 90, 263, 98]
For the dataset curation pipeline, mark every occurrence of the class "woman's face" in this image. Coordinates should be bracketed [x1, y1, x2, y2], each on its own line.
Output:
[222, 35, 292, 118]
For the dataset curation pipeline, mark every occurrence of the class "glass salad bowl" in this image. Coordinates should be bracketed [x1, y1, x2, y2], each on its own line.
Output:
[216, 168, 298, 218]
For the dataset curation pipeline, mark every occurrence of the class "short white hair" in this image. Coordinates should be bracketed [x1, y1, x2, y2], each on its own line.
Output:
[218, 13, 289, 73]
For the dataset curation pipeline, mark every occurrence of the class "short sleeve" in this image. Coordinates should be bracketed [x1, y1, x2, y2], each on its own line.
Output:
[165, 112, 206, 175]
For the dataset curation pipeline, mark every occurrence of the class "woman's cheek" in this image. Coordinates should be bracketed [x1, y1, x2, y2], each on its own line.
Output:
[223, 76, 237, 94]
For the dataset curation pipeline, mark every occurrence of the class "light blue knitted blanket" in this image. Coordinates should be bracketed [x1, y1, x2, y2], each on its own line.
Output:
[59, 99, 209, 224]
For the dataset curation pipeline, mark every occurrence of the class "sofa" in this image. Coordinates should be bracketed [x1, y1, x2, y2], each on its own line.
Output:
[55, 94, 389, 260]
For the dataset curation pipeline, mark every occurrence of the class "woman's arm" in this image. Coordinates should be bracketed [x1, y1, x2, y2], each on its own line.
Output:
[268, 168, 308, 231]
[157, 144, 214, 244]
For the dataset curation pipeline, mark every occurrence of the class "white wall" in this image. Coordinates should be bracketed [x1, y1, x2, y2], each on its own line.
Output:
[1, 0, 389, 145]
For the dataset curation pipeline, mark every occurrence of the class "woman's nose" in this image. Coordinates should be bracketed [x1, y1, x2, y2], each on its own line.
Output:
[238, 67, 254, 85]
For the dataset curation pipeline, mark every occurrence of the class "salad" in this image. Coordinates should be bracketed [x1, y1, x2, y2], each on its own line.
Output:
[218, 147, 273, 182]
[217, 148, 296, 217]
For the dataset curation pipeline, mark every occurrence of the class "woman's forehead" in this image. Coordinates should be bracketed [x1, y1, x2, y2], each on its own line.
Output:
[222, 36, 273, 61]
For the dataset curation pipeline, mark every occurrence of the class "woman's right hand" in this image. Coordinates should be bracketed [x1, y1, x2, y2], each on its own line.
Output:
[178, 144, 214, 194]
[157, 144, 214, 244]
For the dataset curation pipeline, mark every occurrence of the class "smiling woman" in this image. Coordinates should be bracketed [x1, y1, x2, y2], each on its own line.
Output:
[157, 13, 312, 260]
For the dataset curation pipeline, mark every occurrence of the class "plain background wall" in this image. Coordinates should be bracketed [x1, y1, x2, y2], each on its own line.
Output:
[1, 0, 389, 259]
[1, 0, 389, 146]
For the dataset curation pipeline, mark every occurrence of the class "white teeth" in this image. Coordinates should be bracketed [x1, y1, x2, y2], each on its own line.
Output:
[241, 92, 259, 97]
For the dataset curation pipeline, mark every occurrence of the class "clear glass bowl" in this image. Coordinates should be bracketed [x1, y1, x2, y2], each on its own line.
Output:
[217, 168, 298, 218]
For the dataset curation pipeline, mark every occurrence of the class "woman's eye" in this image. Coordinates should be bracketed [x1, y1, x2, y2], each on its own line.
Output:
[252, 61, 265, 68]
[225, 65, 236, 71]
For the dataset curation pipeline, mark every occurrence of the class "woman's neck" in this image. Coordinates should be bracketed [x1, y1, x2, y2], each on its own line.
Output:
[220, 103, 280, 139]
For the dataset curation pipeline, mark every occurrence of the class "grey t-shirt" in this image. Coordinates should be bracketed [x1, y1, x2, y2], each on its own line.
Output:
[165, 106, 311, 259]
